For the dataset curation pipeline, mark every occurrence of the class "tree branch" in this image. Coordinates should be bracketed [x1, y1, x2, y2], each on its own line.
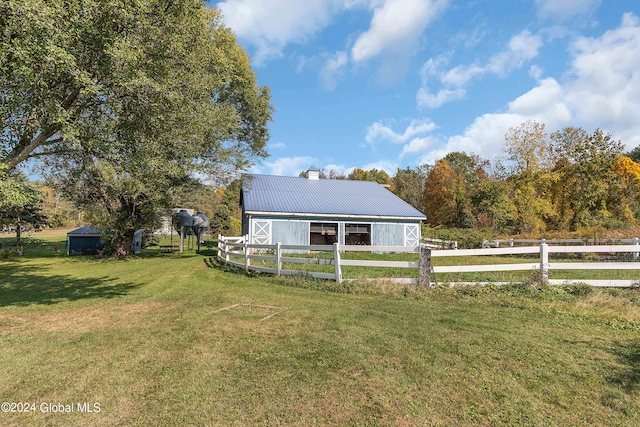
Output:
[5, 87, 82, 171]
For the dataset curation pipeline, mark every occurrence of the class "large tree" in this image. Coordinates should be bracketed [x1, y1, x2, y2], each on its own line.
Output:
[391, 165, 430, 214]
[550, 128, 625, 229]
[1, 1, 272, 256]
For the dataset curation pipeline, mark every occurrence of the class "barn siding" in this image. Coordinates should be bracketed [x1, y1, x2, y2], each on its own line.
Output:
[272, 220, 310, 246]
[245, 215, 420, 249]
[372, 223, 405, 246]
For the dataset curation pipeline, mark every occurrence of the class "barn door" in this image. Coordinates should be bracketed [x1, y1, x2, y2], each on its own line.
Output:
[404, 224, 420, 247]
[252, 219, 272, 245]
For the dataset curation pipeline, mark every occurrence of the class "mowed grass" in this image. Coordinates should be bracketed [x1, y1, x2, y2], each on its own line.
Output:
[0, 231, 639, 426]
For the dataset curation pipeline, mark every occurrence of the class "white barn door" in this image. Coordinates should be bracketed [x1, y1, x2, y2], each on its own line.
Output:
[404, 224, 420, 247]
[252, 219, 272, 245]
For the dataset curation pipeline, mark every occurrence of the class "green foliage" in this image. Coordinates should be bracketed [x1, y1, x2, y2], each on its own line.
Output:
[627, 146, 640, 163]
[391, 165, 429, 213]
[211, 204, 232, 236]
[1, 1, 272, 256]
[422, 225, 495, 249]
[347, 167, 390, 184]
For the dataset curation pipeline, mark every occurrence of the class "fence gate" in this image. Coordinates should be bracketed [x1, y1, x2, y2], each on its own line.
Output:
[252, 220, 272, 245]
[404, 224, 420, 247]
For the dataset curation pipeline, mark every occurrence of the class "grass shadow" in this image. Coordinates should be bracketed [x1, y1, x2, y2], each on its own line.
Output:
[0, 262, 139, 307]
[608, 340, 640, 393]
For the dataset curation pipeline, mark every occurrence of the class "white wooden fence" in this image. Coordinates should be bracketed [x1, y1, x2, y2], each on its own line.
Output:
[483, 237, 640, 250]
[217, 235, 640, 287]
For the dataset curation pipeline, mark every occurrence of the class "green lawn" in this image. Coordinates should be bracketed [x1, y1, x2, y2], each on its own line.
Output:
[1, 230, 639, 426]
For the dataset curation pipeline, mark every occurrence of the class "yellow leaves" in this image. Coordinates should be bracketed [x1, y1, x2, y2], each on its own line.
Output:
[613, 155, 640, 181]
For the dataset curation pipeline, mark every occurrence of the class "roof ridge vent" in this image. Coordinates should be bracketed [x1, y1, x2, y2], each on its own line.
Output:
[307, 166, 320, 180]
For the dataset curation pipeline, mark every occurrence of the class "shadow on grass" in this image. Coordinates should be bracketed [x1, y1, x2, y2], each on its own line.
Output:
[608, 340, 640, 393]
[0, 262, 139, 307]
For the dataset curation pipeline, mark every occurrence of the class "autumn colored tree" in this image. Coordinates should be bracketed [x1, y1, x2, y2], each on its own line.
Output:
[504, 120, 551, 176]
[423, 159, 457, 226]
[502, 121, 553, 233]
[612, 156, 640, 222]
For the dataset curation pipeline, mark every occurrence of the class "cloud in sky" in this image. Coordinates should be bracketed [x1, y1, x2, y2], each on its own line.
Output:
[416, 13, 640, 164]
[219, 1, 639, 177]
[216, 0, 342, 64]
[535, 0, 601, 20]
[350, 0, 449, 63]
[219, 0, 448, 88]
[366, 119, 437, 145]
[251, 156, 317, 176]
[320, 51, 349, 91]
[417, 30, 543, 108]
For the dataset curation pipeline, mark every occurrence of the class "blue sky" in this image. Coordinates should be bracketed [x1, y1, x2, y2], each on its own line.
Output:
[213, 0, 640, 177]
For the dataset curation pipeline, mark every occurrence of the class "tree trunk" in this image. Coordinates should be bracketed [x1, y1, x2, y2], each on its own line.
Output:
[113, 229, 135, 258]
[15, 217, 22, 254]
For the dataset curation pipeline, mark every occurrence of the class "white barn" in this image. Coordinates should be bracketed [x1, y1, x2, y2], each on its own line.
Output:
[240, 169, 425, 248]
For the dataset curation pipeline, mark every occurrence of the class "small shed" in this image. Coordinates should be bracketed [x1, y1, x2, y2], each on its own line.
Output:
[67, 226, 142, 255]
[67, 226, 105, 255]
[240, 169, 426, 248]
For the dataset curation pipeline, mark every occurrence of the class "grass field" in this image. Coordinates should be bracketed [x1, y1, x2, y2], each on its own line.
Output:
[1, 230, 640, 426]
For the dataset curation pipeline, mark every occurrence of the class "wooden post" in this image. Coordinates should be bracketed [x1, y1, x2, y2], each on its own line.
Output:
[276, 242, 282, 277]
[244, 238, 249, 272]
[333, 243, 342, 283]
[540, 243, 549, 283]
[633, 237, 639, 260]
[217, 234, 222, 262]
[419, 245, 431, 288]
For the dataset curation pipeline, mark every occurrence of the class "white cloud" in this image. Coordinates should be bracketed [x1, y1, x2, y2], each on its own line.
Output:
[366, 119, 437, 145]
[351, 0, 449, 63]
[400, 136, 439, 159]
[564, 12, 640, 148]
[251, 156, 317, 176]
[269, 142, 287, 150]
[416, 87, 466, 108]
[418, 30, 543, 108]
[359, 160, 399, 175]
[216, 0, 342, 64]
[535, 0, 601, 20]
[417, 13, 640, 164]
[320, 51, 349, 91]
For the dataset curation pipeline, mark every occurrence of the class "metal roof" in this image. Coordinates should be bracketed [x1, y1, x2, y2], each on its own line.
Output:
[241, 174, 426, 220]
[67, 225, 101, 236]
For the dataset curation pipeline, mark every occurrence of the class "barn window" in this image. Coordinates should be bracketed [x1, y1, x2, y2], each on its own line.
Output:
[310, 222, 338, 245]
[345, 223, 371, 245]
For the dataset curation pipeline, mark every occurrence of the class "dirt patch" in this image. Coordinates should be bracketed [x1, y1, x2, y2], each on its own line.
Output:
[0, 301, 179, 334]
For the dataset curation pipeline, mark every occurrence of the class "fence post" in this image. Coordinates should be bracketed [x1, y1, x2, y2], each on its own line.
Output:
[225, 237, 230, 264]
[276, 242, 282, 277]
[244, 238, 249, 272]
[633, 237, 639, 260]
[540, 243, 549, 283]
[217, 234, 222, 262]
[333, 242, 342, 283]
[419, 245, 432, 288]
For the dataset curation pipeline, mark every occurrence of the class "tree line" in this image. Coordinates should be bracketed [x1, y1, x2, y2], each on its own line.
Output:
[307, 120, 640, 235]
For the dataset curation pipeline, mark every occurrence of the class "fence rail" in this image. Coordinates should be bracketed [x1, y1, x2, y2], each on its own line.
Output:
[217, 235, 640, 287]
[483, 237, 640, 248]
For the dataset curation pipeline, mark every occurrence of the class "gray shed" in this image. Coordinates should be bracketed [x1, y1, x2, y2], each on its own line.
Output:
[240, 170, 426, 248]
[67, 226, 142, 256]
